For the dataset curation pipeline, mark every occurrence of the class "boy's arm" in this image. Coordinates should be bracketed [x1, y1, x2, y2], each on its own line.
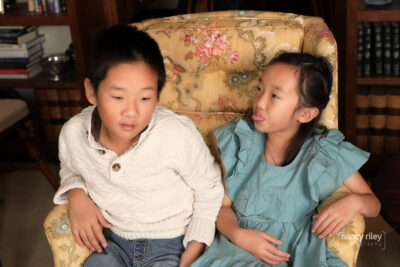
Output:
[180, 128, 224, 248]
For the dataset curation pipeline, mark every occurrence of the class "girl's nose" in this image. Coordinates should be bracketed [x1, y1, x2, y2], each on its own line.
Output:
[255, 92, 267, 110]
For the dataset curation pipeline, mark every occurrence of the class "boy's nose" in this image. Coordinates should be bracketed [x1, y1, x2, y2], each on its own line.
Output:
[122, 102, 138, 117]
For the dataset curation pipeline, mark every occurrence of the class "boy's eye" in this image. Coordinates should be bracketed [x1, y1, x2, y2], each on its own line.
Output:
[272, 94, 280, 99]
[141, 97, 151, 101]
[112, 96, 123, 100]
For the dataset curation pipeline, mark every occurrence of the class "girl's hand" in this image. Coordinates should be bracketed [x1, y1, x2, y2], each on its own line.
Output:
[179, 240, 205, 267]
[234, 228, 290, 265]
[68, 188, 112, 253]
[312, 194, 360, 238]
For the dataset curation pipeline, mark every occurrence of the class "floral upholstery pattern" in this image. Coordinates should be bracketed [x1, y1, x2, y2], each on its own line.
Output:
[44, 10, 362, 267]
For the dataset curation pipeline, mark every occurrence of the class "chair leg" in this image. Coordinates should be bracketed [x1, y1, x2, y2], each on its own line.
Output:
[16, 126, 59, 190]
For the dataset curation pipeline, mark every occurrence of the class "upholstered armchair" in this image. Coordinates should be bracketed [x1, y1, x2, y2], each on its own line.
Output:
[44, 10, 364, 267]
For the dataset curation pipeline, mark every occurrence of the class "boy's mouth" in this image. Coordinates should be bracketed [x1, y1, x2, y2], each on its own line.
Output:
[120, 124, 136, 131]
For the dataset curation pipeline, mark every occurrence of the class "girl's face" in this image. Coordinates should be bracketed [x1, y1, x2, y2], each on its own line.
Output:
[252, 63, 304, 137]
[85, 62, 159, 150]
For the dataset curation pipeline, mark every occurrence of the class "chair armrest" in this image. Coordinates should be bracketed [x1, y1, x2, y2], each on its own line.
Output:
[318, 185, 365, 267]
[44, 204, 91, 267]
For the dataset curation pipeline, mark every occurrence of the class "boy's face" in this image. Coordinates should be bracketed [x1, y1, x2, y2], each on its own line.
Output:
[85, 62, 158, 150]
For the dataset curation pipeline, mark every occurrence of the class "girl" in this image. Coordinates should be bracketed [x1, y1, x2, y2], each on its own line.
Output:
[192, 53, 381, 267]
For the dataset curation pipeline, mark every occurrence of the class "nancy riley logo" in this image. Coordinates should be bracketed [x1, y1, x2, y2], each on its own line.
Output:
[335, 231, 386, 250]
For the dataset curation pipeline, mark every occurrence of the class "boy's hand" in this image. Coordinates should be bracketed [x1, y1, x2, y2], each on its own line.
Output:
[179, 240, 205, 267]
[68, 188, 112, 253]
[234, 228, 290, 265]
[312, 194, 360, 238]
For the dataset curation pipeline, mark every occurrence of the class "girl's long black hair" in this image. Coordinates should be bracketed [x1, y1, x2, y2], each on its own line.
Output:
[267, 53, 333, 166]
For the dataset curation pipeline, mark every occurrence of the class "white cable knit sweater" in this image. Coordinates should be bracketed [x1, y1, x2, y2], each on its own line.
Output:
[54, 105, 224, 246]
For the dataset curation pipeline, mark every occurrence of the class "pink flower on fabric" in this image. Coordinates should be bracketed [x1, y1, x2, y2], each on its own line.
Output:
[225, 113, 238, 119]
[195, 43, 212, 63]
[173, 68, 179, 76]
[195, 113, 207, 119]
[226, 98, 237, 111]
[218, 95, 226, 106]
[184, 34, 198, 45]
[228, 49, 239, 64]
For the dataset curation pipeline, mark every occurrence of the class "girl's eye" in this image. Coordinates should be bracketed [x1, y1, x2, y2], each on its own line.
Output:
[141, 97, 151, 101]
[112, 96, 123, 100]
[272, 94, 280, 99]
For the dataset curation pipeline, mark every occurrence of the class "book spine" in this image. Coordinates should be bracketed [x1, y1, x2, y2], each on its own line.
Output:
[391, 21, 400, 77]
[384, 86, 400, 155]
[382, 22, 392, 77]
[57, 88, 72, 122]
[28, 0, 35, 12]
[0, 50, 29, 58]
[0, 69, 27, 74]
[363, 22, 372, 77]
[54, 0, 61, 14]
[67, 89, 83, 116]
[34, 88, 54, 139]
[356, 86, 370, 151]
[46, 88, 63, 139]
[357, 23, 364, 78]
[373, 22, 383, 76]
[369, 86, 387, 155]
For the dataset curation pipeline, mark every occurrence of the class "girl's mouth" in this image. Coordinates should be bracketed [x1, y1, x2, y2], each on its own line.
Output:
[252, 113, 264, 122]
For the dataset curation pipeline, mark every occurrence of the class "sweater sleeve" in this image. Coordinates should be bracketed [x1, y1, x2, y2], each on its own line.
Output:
[178, 121, 224, 247]
[53, 124, 88, 204]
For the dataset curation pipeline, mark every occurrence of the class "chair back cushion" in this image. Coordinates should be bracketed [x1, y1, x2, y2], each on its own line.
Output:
[132, 10, 338, 143]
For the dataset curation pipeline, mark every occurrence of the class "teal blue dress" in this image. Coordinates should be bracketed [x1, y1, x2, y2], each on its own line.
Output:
[192, 119, 369, 267]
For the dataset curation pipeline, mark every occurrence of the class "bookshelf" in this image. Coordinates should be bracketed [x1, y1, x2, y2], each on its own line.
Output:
[0, 0, 153, 160]
[335, 0, 400, 176]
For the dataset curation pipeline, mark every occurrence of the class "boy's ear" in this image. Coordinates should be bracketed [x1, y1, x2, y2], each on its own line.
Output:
[84, 78, 97, 105]
[298, 107, 319, 123]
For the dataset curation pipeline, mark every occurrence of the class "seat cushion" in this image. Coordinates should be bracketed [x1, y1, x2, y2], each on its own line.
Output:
[0, 99, 29, 132]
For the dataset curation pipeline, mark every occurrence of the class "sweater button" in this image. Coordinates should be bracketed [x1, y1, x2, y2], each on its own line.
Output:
[97, 149, 106, 155]
[112, 163, 121, 172]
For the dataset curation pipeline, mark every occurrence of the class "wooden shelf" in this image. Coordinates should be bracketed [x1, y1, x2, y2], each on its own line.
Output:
[357, 0, 400, 21]
[0, 3, 73, 26]
[0, 70, 79, 89]
[357, 77, 400, 85]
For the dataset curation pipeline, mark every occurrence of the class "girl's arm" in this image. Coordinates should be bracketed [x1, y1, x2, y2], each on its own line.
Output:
[312, 171, 381, 238]
[217, 165, 291, 265]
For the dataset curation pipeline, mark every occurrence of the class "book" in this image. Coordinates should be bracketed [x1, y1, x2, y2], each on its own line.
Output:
[0, 35, 45, 50]
[391, 21, 400, 77]
[0, 29, 38, 45]
[67, 89, 83, 115]
[384, 86, 400, 155]
[373, 22, 383, 76]
[369, 86, 387, 154]
[57, 88, 72, 121]
[0, 43, 43, 58]
[382, 22, 392, 76]
[356, 86, 370, 151]
[46, 88, 63, 139]
[362, 22, 372, 77]
[357, 23, 364, 78]
[0, 49, 43, 65]
[0, 64, 42, 79]
[28, 0, 35, 12]
[34, 88, 54, 139]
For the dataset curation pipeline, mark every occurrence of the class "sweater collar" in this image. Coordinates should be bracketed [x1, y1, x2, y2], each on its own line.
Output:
[85, 105, 158, 152]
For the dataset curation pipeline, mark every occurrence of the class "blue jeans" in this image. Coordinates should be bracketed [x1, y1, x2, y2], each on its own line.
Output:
[84, 229, 184, 267]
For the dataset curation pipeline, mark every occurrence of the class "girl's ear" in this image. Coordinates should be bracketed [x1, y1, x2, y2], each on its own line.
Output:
[84, 78, 97, 105]
[298, 107, 319, 123]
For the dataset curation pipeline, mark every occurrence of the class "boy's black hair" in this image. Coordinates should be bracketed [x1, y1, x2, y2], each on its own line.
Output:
[87, 25, 166, 97]
[267, 52, 333, 165]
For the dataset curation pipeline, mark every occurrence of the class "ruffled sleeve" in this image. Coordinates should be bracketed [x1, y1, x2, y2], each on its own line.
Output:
[214, 118, 255, 200]
[312, 129, 370, 201]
